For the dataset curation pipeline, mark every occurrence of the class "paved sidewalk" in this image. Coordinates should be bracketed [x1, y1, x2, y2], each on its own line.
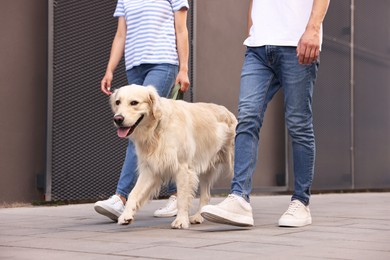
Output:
[0, 193, 389, 260]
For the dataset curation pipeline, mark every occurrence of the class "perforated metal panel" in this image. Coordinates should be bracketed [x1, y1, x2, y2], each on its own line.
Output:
[46, 0, 194, 201]
[46, 0, 128, 201]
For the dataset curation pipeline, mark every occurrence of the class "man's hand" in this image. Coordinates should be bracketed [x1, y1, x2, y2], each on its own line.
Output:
[296, 27, 320, 65]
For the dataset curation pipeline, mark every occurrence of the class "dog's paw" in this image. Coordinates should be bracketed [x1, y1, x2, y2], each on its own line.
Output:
[118, 213, 134, 225]
[189, 213, 204, 224]
[171, 217, 190, 229]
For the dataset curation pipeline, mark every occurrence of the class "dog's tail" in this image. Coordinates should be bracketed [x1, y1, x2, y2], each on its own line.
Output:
[212, 107, 237, 182]
[225, 109, 237, 180]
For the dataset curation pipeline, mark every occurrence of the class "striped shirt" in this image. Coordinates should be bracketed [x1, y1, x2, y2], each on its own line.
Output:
[114, 0, 189, 71]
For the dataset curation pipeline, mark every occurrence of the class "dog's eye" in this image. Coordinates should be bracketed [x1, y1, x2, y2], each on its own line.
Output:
[130, 101, 139, 106]
[115, 100, 120, 106]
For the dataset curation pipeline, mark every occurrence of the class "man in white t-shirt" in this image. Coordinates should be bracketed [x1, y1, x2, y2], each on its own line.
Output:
[201, 0, 330, 227]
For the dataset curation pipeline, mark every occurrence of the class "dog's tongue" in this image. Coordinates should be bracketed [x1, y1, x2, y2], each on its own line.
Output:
[117, 127, 131, 138]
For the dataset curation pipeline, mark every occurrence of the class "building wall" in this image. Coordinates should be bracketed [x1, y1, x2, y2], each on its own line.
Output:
[0, 0, 47, 203]
[0, 0, 389, 204]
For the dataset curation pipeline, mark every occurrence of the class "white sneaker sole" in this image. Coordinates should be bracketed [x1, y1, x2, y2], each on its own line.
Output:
[201, 205, 254, 227]
[153, 210, 178, 218]
[278, 217, 312, 227]
[94, 203, 122, 222]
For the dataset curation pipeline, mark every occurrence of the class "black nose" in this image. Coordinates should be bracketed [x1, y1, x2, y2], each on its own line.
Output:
[114, 115, 124, 125]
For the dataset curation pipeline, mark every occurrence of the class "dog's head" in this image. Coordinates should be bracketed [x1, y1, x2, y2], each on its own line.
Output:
[110, 84, 162, 138]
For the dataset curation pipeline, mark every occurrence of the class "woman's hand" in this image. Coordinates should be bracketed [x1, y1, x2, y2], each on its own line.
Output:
[101, 71, 113, 95]
[175, 70, 190, 92]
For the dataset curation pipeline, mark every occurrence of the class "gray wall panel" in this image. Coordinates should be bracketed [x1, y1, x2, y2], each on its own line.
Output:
[354, 0, 390, 188]
[309, 0, 353, 190]
[0, 0, 47, 203]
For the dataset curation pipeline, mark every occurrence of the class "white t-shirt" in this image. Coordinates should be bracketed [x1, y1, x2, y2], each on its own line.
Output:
[244, 0, 323, 48]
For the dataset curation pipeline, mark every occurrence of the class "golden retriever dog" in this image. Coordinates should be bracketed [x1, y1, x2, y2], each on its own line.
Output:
[110, 84, 236, 229]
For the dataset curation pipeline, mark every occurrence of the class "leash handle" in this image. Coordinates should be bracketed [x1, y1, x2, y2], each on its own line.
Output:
[170, 84, 184, 100]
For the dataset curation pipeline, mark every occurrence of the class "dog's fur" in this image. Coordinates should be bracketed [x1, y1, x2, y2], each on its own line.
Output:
[111, 84, 237, 229]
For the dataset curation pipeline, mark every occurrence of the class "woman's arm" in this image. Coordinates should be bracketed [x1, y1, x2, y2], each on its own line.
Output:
[101, 16, 126, 95]
[174, 8, 190, 92]
[247, 0, 253, 37]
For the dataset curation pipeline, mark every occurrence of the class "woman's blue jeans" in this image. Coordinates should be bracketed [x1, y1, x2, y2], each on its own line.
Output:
[115, 63, 178, 198]
[231, 46, 319, 206]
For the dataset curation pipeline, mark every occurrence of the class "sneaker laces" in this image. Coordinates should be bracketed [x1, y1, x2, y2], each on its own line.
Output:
[109, 195, 124, 206]
[219, 194, 239, 205]
[221, 194, 250, 207]
[158, 195, 176, 210]
[227, 194, 237, 200]
[285, 201, 302, 215]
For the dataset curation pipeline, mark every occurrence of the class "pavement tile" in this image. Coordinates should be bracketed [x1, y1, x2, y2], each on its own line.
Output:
[0, 193, 389, 259]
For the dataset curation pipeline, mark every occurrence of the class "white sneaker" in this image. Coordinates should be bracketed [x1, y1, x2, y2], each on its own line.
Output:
[153, 195, 178, 218]
[94, 195, 125, 222]
[278, 200, 312, 227]
[200, 194, 254, 227]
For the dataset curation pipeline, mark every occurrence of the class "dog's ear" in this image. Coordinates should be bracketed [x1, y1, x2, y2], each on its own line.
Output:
[110, 88, 118, 111]
[146, 85, 162, 120]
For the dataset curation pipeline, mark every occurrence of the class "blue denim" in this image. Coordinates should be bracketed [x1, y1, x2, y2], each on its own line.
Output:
[231, 46, 319, 206]
[115, 63, 178, 198]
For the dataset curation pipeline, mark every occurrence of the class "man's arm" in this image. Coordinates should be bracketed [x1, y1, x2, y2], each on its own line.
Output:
[247, 0, 253, 37]
[297, 0, 330, 65]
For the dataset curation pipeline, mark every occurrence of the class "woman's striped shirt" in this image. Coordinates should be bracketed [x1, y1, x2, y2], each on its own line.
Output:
[114, 0, 189, 71]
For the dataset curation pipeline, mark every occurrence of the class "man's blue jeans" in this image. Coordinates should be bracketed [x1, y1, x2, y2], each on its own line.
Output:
[115, 63, 178, 198]
[231, 46, 319, 206]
